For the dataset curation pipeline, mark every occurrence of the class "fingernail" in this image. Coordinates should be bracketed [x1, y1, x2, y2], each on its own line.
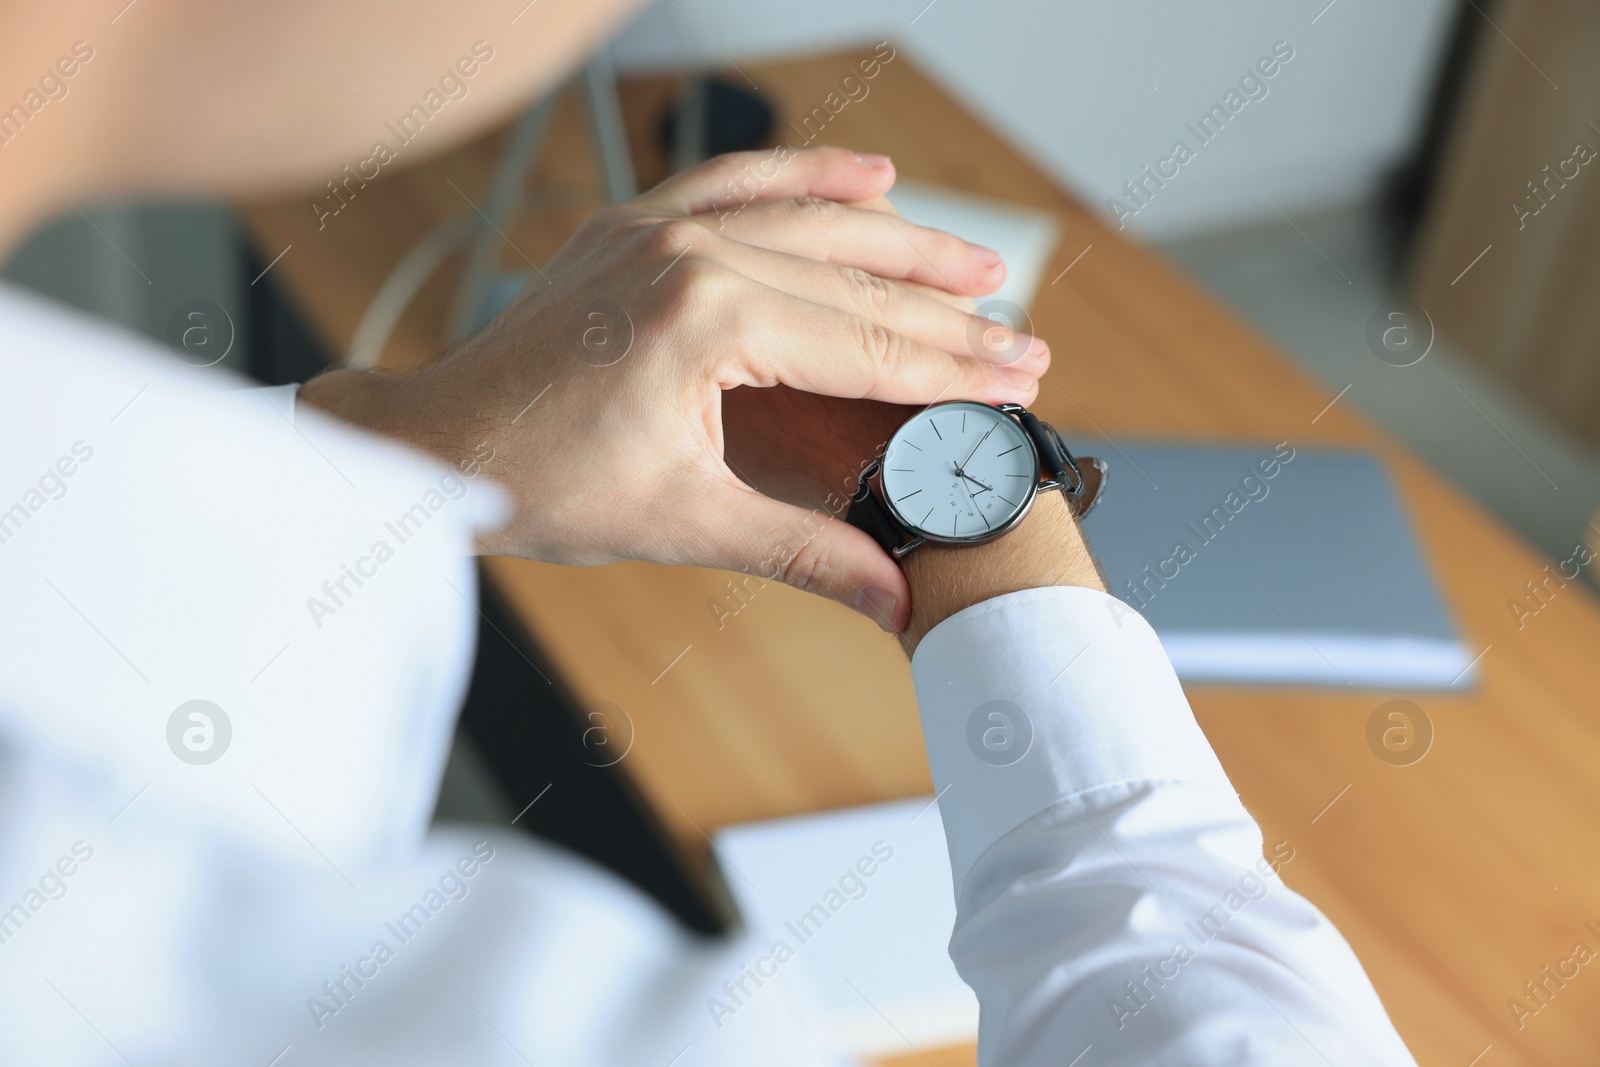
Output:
[970, 244, 1003, 267]
[997, 365, 1037, 392]
[854, 152, 893, 169]
[851, 586, 900, 632]
[1019, 333, 1048, 359]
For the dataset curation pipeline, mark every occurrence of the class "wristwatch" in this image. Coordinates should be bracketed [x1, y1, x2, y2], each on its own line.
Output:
[846, 401, 1106, 559]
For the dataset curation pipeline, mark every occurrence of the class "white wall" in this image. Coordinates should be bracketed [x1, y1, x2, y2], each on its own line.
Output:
[609, 0, 1460, 241]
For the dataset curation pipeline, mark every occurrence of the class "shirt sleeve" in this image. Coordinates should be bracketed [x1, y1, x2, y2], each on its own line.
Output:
[0, 285, 509, 875]
[910, 586, 1418, 1066]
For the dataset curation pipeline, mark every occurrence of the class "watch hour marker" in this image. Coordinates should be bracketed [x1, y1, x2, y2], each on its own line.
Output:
[997, 444, 1022, 457]
[897, 489, 923, 502]
[1006, 473, 1030, 477]
[953, 514, 959, 536]
[905, 441, 923, 452]
[889, 468, 915, 472]
[961, 412, 967, 433]
[921, 506, 935, 525]
[930, 419, 943, 441]
[998, 495, 1018, 507]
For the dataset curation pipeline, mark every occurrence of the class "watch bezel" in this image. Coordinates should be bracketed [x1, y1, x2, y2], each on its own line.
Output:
[880, 401, 1043, 548]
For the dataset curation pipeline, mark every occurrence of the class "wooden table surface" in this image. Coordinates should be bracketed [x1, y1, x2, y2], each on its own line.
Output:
[242, 47, 1600, 1067]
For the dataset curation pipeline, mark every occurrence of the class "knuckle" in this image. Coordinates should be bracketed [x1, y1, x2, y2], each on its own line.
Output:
[841, 266, 895, 317]
[789, 196, 841, 224]
[656, 255, 728, 315]
[633, 220, 730, 313]
[854, 316, 895, 367]
[854, 319, 903, 399]
[775, 528, 831, 594]
[640, 217, 703, 258]
[685, 256, 734, 305]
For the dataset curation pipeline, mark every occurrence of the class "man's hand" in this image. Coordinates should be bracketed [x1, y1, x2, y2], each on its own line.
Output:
[301, 146, 1050, 632]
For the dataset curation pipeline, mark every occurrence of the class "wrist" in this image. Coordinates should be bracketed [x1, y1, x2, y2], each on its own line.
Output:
[298, 367, 407, 435]
[300, 362, 580, 561]
[899, 490, 1105, 654]
[298, 366, 464, 459]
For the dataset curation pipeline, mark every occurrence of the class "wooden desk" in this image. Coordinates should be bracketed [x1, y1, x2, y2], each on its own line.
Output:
[242, 48, 1600, 1067]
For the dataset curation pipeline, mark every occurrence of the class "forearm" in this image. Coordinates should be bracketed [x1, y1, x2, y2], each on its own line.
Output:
[899, 489, 1103, 653]
[904, 497, 1416, 1065]
[299, 367, 447, 456]
[299, 359, 563, 560]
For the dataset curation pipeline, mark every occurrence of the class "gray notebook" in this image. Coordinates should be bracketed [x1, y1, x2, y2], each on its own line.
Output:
[1077, 442, 1474, 689]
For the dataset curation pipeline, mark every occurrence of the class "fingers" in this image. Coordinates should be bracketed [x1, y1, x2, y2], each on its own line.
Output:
[638, 145, 898, 217]
[695, 197, 1005, 296]
[693, 475, 911, 632]
[721, 279, 1043, 408]
[840, 193, 973, 302]
[719, 241, 1046, 372]
[847, 192, 981, 307]
[897, 277, 980, 313]
[847, 192, 900, 216]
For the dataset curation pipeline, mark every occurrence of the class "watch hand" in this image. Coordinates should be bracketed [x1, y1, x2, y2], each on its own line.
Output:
[958, 475, 991, 531]
[952, 461, 989, 492]
[960, 424, 997, 469]
[959, 470, 994, 494]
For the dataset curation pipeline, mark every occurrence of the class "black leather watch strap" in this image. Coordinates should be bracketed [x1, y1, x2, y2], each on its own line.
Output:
[1016, 408, 1085, 496]
[846, 467, 905, 554]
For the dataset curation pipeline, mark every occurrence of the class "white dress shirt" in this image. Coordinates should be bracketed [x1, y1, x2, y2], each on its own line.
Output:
[0, 283, 1415, 1066]
[914, 588, 1417, 1065]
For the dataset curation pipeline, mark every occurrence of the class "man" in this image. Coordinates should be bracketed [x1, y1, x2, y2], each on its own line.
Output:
[0, 1, 1416, 1063]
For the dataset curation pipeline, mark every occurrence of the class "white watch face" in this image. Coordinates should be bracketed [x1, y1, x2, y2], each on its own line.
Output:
[881, 402, 1039, 542]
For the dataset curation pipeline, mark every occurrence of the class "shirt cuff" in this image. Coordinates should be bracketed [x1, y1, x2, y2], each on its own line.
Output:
[910, 586, 1236, 888]
[256, 383, 301, 423]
